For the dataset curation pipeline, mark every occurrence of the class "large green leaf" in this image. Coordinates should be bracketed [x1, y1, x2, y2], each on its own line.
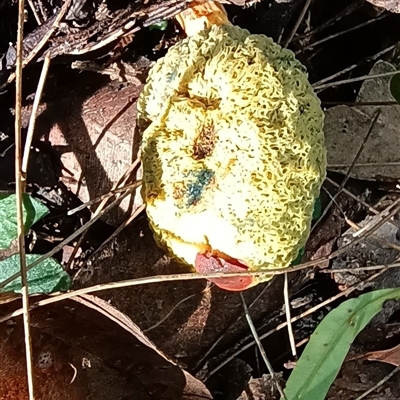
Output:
[0, 193, 49, 249]
[390, 74, 400, 104]
[0, 254, 72, 294]
[284, 288, 400, 400]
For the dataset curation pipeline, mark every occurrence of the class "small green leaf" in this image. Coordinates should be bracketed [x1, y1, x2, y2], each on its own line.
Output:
[0, 254, 72, 294]
[149, 20, 168, 31]
[0, 193, 49, 249]
[284, 288, 400, 400]
[312, 196, 322, 221]
[390, 74, 400, 104]
[291, 247, 305, 266]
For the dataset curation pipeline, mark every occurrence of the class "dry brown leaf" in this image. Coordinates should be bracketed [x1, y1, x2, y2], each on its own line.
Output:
[365, 0, 400, 12]
[364, 344, 400, 366]
[325, 60, 400, 181]
[237, 374, 285, 400]
[0, 295, 213, 399]
[29, 68, 148, 226]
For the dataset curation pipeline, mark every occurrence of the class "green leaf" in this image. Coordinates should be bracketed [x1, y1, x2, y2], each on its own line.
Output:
[312, 196, 322, 221]
[0, 254, 72, 294]
[0, 193, 49, 249]
[390, 74, 400, 104]
[291, 247, 305, 266]
[284, 288, 400, 400]
[149, 20, 168, 31]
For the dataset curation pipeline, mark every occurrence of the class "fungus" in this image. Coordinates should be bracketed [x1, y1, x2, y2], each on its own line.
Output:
[138, 1, 326, 291]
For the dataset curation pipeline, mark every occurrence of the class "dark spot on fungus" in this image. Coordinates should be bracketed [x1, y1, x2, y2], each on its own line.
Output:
[192, 123, 216, 160]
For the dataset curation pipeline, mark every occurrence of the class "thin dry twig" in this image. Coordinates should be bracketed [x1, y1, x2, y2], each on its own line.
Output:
[94, 157, 141, 215]
[291, 0, 363, 43]
[312, 44, 397, 89]
[60, 198, 400, 295]
[314, 70, 400, 91]
[67, 155, 141, 271]
[68, 363, 77, 385]
[352, 199, 400, 238]
[355, 365, 400, 400]
[322, 101, 399, 107]
[27, 0, 43, 25]
[322, 183, 400, 250]
[0, 186, 135, 289]
[282, 0, 313, 47]
[312, 109, 381, 232]
[299, 13, 388, 53]
[7, 0, 72, 85]
[329, 161, 400, 169]
[193, 280, 274, 371]
[88, 203, 145, 261]
[325, 178, 400, 232]
[346, 218, 400, 252]
[203, 268, 388, 380]
[320, 263, 400, 273]
[15, 0, 35, 397]
[144, 293, 198, 332]
[3, 198, 400, 326]
[240, 293, 288, 400]
[22, 54, 51, 175]
[67, 181, 142, 216]
[69, 24, 140, 56]
[0, 261, 395, 325]
[0, 143, 14, 157]
[284, 273, 297, 358]
[328, 198, 400, 259]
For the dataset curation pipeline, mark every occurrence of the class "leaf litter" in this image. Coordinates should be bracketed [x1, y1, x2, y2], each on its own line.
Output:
[3, 1, 400, 399]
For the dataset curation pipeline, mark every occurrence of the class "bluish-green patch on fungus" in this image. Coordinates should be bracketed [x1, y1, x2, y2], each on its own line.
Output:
[186, 169, 215, 206]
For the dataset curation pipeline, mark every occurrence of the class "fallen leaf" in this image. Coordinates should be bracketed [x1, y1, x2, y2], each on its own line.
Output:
[0, 295, 213, 400]
[41, 74, 147, 226]
[365, 0, 400, 13]
[364, 343, 400, 366]
[331, 211, 400, 291]
[325, 60, 400, 181]
[237, 374, 284, 400]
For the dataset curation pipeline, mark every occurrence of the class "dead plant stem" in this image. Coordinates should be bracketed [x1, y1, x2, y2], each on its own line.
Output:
[15, 0, 35, 396]
[22, 54, 50, 175]
[240, 293, 287, 400]
[284, 273, 297, 358]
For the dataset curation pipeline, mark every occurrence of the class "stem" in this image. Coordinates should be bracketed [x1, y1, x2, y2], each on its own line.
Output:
[176, 0, 230, 37]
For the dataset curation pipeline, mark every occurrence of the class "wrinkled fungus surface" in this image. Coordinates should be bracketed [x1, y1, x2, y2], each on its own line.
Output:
[138, 24, 326, 285]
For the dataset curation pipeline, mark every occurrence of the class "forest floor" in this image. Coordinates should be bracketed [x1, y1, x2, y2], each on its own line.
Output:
[1, 0, 400, 399]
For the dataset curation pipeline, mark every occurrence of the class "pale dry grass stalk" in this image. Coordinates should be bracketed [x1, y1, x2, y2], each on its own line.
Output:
[14, 0, 35, 397]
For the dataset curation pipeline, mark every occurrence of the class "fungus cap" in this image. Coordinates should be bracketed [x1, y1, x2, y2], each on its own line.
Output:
[138, 24, 326, 287]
